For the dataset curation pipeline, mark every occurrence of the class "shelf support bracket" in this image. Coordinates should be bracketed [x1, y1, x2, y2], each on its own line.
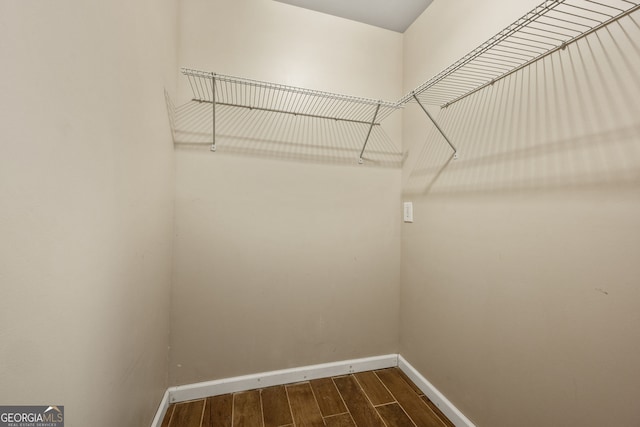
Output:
[358, 102, 381, 165]
[211, 74, 217, 152]
[413, 94, 458, 159]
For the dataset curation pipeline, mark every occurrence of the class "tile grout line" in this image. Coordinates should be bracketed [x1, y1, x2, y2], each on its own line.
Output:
[231, 393, 236, 427]
[397, 370, 425, 397]
[166, 404, 176, 427]
[306, 379, 329, 426]
[330, 376, 357, 427]
[412, 387, 448, 427]
[169, 368, 453, 427]
[310, 379, 350, 425]
[283, 384, 297, 427]
[420, 395, 453, 427]
[322, 411, 350, 418]
[372, 370, 418, 427]
[259, 389, 266, 427]
[372, 402, 397, 408]
[199, 399, 206, 427]
[350, 373, 392, 427]
[393, 368, 449, 427]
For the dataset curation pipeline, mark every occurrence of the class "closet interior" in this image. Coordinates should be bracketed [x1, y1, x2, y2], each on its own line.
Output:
[172, 0, 639, 163]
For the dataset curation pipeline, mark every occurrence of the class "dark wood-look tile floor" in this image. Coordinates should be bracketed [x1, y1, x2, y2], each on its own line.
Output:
[161, 367, 455, 427]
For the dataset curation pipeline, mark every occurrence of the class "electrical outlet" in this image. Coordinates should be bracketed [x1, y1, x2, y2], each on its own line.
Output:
[403, 202, 413, 223]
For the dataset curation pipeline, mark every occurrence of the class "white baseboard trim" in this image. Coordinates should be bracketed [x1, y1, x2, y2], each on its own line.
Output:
[151, 353, 474, 427]
[398, 355, 476, 427]
[168, 354, 398, 406]
[150, 389, 169, 427]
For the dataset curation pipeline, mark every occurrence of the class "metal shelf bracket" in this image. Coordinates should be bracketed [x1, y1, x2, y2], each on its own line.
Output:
[177, 0, 639, 162]
[211, 74, 216, 152]
[412, 94, 458, 159]
[358, 102, 382, 164]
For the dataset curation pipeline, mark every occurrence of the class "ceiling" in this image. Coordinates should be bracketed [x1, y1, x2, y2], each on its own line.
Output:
[273, 0, 434, 33]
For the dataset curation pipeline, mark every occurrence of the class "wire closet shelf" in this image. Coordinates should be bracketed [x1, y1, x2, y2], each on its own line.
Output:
[181, 68, 403, 163]
[402, 0, 640, 108]
[179, 0, 639, 162]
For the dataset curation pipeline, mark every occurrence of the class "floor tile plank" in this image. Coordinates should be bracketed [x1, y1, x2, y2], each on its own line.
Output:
[422, 396, 456, 427]
[285, 383, 325, 427]
[396, 368, 424, 396]
[324, 413, 356, 427]
[171, 400, 205, 427]
[168, 369, 454, 427]
[233, 390, 263, 427]
[203, 394, 233, 427]
[376, 369, 445, 427]
[261, 385, 293, 427]
[310, 377, 347, 417]
[333, 375, 386, 427]
[376, 403, 416, 427]
[160, 404, 174, 427]
[353, 371, 394, 406]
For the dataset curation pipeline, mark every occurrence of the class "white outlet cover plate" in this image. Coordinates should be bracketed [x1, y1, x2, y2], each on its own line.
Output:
[403, 202, 413, 223]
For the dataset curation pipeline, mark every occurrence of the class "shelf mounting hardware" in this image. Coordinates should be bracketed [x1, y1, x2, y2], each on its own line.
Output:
[211, 74, 216, 152]
[402, 0, 640, 111]
[177, 0, 639, 162]
[359, 102, 381, 164]
[412, 94, 458, 159]
[181, 69, 402, 160]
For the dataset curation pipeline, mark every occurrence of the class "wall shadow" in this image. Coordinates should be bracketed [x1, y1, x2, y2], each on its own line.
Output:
[165, 97, 404, 168]
[403, 11, 640, 197]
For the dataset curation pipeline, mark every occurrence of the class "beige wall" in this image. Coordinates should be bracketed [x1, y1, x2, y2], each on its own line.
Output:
[3, 1, 638, 425]
[0, 0, 177, 426]
[170, 0, 403, 385]
[401, 1, 640, 426]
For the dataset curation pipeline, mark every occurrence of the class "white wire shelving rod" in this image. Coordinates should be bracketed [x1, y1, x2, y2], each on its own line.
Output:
[401, 0, 640, 159]
[180, 68, 403, 160]
[403, 0, 640, 108]
[176, 0, 639, 162]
